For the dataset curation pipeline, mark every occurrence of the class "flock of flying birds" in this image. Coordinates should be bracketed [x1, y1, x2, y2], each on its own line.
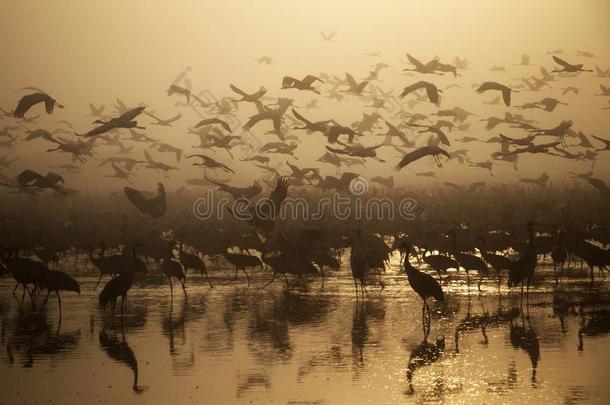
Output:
[0, 45, 609, 203]
[0, 47, 609, 205]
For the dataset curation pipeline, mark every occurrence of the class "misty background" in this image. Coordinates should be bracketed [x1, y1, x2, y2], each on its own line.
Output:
[1, 0, 609, 192]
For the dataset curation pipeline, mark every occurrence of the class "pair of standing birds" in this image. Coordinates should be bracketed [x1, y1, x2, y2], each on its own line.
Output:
[350, 232, 443, 329]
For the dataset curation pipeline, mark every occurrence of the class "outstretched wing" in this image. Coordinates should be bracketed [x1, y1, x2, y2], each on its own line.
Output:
[395, 147, 431, 171]
[17, 169, 47, 186]
[14, 93, 44, 118]
[345, 73, 358, 88]
[124, 187, 149, 213]
[400, 81, 423, 98]
[325, 145, 348, 155]
[291, 108, 310, 125]
[587, 178, 610, 200]
[230, 84, 248, 97]
[406, 54, 423, 69]
[269, 177, 289, 211]
[552, 55, 570, 68]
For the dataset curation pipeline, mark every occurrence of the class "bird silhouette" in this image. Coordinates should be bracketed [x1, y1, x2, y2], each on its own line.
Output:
[222, 239, 262, 286]
[161, 241, 187, 297]
[282, 75, 323, 94]
[342, 73, 369, 94]
[508, 222, 538, 304]
[476, 82, 516, 106]
[348, 229, 369, 295]
[38, 268, 80, 319]
[177, 236, 213, 288]
[79, 105, 146, 137]
[124, 183, 166, 218]
[230, 84, 266, 103]
[400, 243, 444, 337]
[395, 145, 451, 170]
[14, 92, 64, 118]
[551, 55, 593, 73]
[99, 243, 146, 319]
[400, 81, 441, 104]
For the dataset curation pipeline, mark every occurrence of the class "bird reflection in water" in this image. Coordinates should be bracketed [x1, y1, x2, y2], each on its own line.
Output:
[99, 327, 147, 394]
[509, 315, 540, 386]
[577, 309, 610, 351]
[5, 308, 80, 368]
[162, 296, 202, 374]
[405, 336, 446, 395]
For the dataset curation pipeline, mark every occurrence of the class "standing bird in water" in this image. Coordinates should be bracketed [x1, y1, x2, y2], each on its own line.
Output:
[508, 222, 538, 304]
[14, 92, 64, 118]
[38, 269, 81, 319]
[400, 243, 444, 337]
[161, 241, 187, 298]
[349, 229, 369, 296]
[99, 243, 146, 320]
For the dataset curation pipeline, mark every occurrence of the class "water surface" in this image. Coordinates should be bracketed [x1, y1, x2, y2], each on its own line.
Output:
[0, 257, 608, 404]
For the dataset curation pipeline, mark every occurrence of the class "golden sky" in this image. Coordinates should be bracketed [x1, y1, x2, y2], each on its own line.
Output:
[1, 0, 609, 191]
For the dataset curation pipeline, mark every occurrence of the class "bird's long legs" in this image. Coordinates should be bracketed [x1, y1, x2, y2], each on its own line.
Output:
[320, 266, 325, 289]
[262, 272, 276, 289]
[94, 273, 103, 290]
[201, 266, 214, 288]
[421, 300, 431, 339]
[56, 291, 62, 319]
[41, 290, 51, 309]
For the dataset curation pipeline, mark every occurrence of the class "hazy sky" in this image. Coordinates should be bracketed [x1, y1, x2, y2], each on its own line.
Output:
[1, 0, 609, 191]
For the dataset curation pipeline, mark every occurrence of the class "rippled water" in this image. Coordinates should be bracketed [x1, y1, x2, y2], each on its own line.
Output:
[1, 254, 609, 404]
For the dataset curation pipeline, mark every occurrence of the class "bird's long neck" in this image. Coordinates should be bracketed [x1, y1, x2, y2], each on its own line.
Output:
[527, 224, 536, 257]
[403, 249, 416, 276]
[88, 247, 98, 263]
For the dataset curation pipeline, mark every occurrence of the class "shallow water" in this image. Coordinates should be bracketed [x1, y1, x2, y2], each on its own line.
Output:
[1, 255, 609, 404]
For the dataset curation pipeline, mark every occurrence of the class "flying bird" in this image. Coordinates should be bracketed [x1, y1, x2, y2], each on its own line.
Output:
[476, 82, 516, 106]
[281, 75, 323, 94]
[551, 56, 593, 73]
[194, 117, 232, 132]
[186, 154, 235, 174]
[230, 84, 267, 103]
[400, 81, 441, 104]
[124, 183, 166, 218]
[14, 92, 64, 118]
[395, 146, 451, 171]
